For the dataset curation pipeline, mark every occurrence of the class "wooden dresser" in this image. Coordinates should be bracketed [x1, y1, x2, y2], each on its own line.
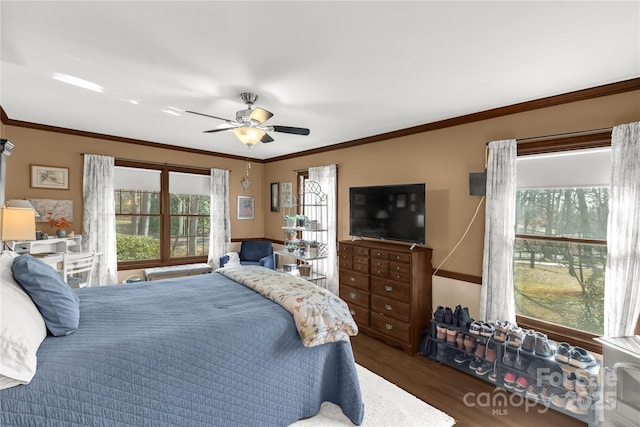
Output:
[338, 240, 432, 354]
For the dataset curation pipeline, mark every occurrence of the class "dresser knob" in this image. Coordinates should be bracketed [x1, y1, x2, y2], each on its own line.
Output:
[350, 277, 356, 282]
[384, 285, 393, 292]
[385, 323, 393, 330]
[350, 309, 356, 315]
[349, 292, 356, 299]
[396, 266, 401, 270]
[385, 304, 393, 311]
[377, 270, 382, 274]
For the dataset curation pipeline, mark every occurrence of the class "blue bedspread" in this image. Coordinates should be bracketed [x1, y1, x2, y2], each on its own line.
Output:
[0, 272, 364, 426]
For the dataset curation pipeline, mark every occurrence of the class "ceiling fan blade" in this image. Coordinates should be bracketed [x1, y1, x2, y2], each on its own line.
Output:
[186, 110, 232, 122]
[272, 125, 310, 136]
[260, 133, 275, 143]
[250, 107, 273, 124]
[203, 128, 232, 133]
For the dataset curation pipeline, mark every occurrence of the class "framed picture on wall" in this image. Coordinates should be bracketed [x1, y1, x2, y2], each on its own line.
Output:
[30, 165, 69, 189]
[281, 182, 293, 207]
[270, 182, 279, 212]
[237, 195, 255, 220]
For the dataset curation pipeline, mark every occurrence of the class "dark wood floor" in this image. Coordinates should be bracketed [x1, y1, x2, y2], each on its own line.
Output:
[350, 333, 587, 427]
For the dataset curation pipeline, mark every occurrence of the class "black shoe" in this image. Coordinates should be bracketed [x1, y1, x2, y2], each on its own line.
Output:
[444, 307, 453, 325]
[458, 307, 473, 330]
[433, 306, 445, 323]
[452, 305, 462, 327]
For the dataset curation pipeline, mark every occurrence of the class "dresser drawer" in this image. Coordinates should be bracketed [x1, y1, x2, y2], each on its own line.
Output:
[370, 276, 410, 303]
[339, 244, 353, 254]
[389, 252, 411, 263]
[339, 269, 369, 290]
[346, 304, 370, 327]
[370, 264, 388, 278]
[371, 249, 389, 259]
[340, 284, 370, 309]
[338, 256, 353, 269]
[371, 312, 410, 343]
[371, 294, 410, 323]
[351, 259, 370, 274]
[371, 258, 389, 270]
[352, 246, 370, 256]
[389, 261, 410, 274]
[389, 270, 410, 283]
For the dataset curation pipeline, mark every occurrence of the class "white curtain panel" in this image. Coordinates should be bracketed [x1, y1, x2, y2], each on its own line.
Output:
[82, 154, 117, 286]
[604, 121, 640, 337]
[480, 139, 517, 323]
[207, 168, 230, 269]
[309, 165, 338, 294]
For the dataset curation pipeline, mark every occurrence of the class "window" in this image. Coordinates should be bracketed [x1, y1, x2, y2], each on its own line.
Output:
[514, 146, 611, 337]
[114, 162, 210, 268]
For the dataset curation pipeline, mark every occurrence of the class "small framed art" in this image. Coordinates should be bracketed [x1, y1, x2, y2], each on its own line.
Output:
[270, 182, 279, 212]
[237, 195, 255, 220]
[31, 165, 69, 189]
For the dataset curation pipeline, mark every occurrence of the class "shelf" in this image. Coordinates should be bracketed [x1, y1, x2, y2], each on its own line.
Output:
[275, 249, 326, 262]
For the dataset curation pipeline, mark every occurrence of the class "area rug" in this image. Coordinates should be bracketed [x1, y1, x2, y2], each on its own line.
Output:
[291, 364, 456, 427]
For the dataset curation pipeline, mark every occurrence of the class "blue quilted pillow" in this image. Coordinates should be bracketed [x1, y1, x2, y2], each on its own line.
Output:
[12, 254, 80, 336]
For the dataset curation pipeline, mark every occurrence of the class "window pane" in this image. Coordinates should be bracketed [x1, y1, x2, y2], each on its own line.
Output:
[514, 238, 605, 335]
[115, 190, 160, 215]
[115, 216, 161, 262]
[515, 188, 608, 239]
[170, 215, 210, 258]
[170, 193, 210, 215]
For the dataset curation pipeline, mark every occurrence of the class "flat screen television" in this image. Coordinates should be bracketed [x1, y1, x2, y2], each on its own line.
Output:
[349, 183, 425, 244]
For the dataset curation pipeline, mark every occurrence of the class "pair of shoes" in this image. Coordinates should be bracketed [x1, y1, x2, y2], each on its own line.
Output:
[457, 306, 473, 330]
[493, 320, 516, 342]
[469, 356, 482, 371]
[535, 333, 557, 357]
[469, 321, 494, 337]
[507, 327, 524, 348]
[433, 306, 445, 324]
[565, 395, 592, 415]
[555, 342, 572, 363]
[469, 321, 483, 335]
[569, 347, 596, 369]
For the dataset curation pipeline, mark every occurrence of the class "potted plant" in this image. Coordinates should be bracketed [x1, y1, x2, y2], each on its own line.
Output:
[284, 229, 297, 241]
[284, 214, 296, 228]
[308, 241, 320, 258]
[297, 239, 308, 257]
[47, 213, 71, 238]
[296, 214, 308, 228]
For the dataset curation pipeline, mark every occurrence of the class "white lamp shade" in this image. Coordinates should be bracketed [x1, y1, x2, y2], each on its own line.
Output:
[232, 127, 265, 146]
[5, 199, 40, 217]
[0, 207, 36, 241]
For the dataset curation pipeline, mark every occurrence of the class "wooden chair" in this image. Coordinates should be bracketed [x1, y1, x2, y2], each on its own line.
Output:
[62, 252, 96, 288]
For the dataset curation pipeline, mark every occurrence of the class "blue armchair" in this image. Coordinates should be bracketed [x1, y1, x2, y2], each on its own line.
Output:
[220, 240, 275, 270]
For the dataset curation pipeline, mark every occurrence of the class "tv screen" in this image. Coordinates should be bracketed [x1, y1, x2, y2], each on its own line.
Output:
[349, 183, 425, 244]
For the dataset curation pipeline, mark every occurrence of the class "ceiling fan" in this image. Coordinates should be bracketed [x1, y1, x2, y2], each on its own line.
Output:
[186, 93, 310, 146]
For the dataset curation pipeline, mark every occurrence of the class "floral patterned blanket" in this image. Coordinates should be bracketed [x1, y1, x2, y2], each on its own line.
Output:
[216, 266, 358, 347]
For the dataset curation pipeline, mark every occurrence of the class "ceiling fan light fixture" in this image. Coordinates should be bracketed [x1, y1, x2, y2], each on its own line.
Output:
[232, 127, 265, 146]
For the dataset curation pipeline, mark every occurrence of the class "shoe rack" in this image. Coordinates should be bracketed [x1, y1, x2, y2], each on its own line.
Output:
[423, 310, 601, 426]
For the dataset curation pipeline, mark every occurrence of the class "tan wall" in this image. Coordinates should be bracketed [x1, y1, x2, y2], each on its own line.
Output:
[3, 90, 639, 308]
[1, 126, 265, 239]
[264, 90, 640, 279]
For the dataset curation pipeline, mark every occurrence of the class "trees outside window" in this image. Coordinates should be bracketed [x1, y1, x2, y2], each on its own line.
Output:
[114, 163, 210, 268]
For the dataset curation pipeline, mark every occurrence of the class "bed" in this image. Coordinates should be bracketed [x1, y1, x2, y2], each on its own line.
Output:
[0, 256, 364, 427]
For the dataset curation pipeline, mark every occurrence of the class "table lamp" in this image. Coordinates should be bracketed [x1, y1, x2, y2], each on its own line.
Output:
[0, 207, 36, 241]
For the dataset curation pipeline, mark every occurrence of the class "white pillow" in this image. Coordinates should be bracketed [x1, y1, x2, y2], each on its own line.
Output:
[0, 250, 47, 389]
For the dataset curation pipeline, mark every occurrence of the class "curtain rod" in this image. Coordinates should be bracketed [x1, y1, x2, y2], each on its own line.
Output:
[485, 126, 612, 145]
[293, 165, 339, 173]
[81, 154, 231, 172]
